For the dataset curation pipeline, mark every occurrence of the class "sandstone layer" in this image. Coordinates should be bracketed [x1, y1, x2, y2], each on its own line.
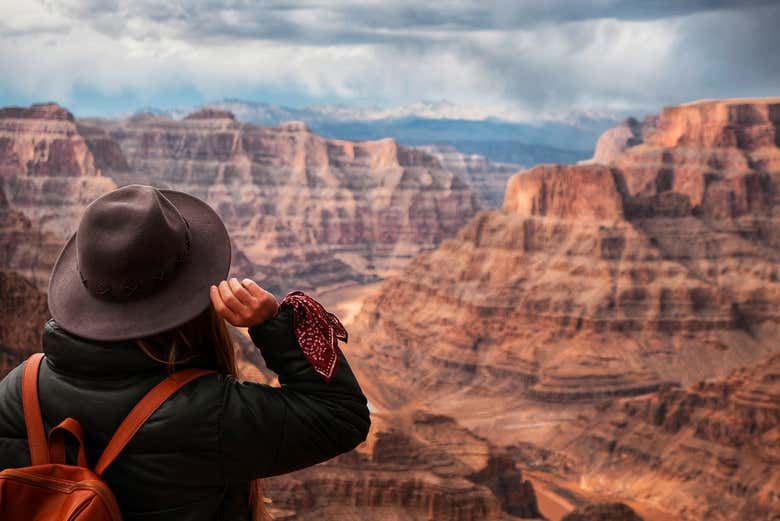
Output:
[0, 103, 117, 239]
[0, 188, 63, 288]
[83, 110, 479, 294]
[562, 352, 780, 520]
[351, 97, 780, 408]
[0, 269, 47, 375]
[347, 97, 780, 520]
[265, 409, 540, 520]
[1, 103, 479, 297]
[560, 503, 644, 521]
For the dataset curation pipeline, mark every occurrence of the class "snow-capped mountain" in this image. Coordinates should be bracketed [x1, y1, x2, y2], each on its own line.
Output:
[129, 99, 627, 160]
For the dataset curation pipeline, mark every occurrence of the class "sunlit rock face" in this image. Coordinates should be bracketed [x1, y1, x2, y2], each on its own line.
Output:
[83, 110, 479, 293]
[349, 98, 780, 408]
[0, 103, 117, 239]
[564, 352, 780, 521]
[345, 98, 780, 521]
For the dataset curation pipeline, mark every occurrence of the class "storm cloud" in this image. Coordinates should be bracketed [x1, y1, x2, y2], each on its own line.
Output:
[0, 0, 777, 117]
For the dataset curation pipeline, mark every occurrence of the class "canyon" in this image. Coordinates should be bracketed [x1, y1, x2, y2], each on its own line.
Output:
[0, 103, 479, 298]
[264, 408, 540, 520]
[346, 98, 780, 519]
[561, 351, 780, 520]
[0, 102, 531, 520]
[1, 97, 779, 520]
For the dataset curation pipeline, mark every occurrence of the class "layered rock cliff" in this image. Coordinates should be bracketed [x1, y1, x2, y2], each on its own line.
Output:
[563, 352, 780, 520]
[0, 103, 117, 239]
[561, 503, 643, 521]
[265, 409, 540, 520]
[0, 269, 47, 375]
[0, 188, 63, 288]
[81, 110, 479, 293]
[345, 97, 780, 520]
[349, 97, 780, 410]
[1, 103, 479, 297]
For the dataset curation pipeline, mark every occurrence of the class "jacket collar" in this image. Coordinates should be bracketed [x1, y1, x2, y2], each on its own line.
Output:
[42, 318, 163, 378]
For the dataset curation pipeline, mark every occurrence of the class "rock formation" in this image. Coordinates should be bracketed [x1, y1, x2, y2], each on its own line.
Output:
[349, 97, 780, 419]
[563, 352, 780, 520]
[0, 103, 117, 239]
[265, 409, 540, 520]
[416, 145, 521, 207]
[0, 269, 47, 375]
[560, 503, 643, 521]
[0, 188, 63, 288]
[80, 109, 479, 294]
[1, 102, 478, 296]
[345, 97, 780, 520]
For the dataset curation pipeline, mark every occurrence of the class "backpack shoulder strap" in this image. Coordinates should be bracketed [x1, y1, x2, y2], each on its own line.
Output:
[22, 353, 49, 465]
[94, 368, 216, 477]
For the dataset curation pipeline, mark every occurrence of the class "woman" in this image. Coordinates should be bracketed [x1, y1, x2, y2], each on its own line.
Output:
[0, 184, 371, 520]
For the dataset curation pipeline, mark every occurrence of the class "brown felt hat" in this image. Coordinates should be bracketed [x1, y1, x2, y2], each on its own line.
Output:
[48, 184, 231, 341]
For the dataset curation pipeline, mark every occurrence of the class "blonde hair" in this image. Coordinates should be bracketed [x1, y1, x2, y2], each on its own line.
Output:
[136, 305, 272, 521]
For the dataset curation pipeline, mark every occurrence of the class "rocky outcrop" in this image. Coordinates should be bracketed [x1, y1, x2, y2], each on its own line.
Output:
[349, 97, 780, 410]
[1, 103, 479, 298]
[81, 110, 479, 294]
[0, 103, 117, 239]
[564, 353, 780, 520]
[416, 145, 521, 207]
[0, 188, 63, 288]
[0, 270, 47, 375]
[343, 97, 780, 521]
[265, 409, 540, 520]
[560, 503, 643, 521]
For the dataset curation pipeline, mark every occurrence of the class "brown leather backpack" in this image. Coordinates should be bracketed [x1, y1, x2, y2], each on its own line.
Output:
[0, 353, 215, 520]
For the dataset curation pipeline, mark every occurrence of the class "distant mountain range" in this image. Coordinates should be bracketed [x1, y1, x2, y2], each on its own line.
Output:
[133, 99, 627, 164]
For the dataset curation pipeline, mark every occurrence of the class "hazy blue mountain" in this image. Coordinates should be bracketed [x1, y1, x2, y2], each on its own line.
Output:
[132, 99, 622, 163]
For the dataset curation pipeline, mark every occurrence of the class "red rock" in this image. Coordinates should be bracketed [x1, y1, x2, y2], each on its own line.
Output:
[503, 163, 624, 220]
[345, 97, 780, 520]
[265, 409, 540, 520]
[83, 112, 478, 294]
[564, 353, 780, 520]
[0, 102, 117, 240]
[561, 503, 643, 521]
[0, 270, 47, 375]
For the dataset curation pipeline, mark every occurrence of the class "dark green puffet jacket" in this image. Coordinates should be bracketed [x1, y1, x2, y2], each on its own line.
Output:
[0, 304, 371, 520]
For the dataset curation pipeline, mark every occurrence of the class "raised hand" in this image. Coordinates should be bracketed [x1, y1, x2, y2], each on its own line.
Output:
[210, 278, 280, 327]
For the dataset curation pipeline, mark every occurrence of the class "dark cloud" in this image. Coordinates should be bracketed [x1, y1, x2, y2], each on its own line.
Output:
[41, 0, 778, 45]
[2, 1, 778, 116]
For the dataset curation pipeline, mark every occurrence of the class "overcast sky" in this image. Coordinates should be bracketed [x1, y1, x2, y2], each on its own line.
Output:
[0, 1, 778, 119]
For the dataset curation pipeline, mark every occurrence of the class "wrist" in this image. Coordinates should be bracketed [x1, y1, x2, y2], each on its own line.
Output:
[249, 301, 281, 329]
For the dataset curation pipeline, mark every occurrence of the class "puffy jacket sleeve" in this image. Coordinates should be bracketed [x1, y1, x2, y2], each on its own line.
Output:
[219, 303, 371, 482]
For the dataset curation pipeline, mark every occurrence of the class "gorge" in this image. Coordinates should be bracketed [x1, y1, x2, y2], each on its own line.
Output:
[1, 97, 779, 520]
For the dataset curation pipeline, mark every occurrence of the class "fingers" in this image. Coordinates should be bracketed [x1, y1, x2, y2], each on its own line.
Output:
[211, 277, 278, 327]
[210, 284, 240, 324]
[218, 280, 246, 316]
[241, 278, 266, 299]
[229, 277, 257, 306]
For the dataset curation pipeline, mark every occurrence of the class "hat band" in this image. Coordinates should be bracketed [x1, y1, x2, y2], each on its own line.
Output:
[77, 217, 192, 302]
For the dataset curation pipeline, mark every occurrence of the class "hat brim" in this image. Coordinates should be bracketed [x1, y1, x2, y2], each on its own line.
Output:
[48, 189, 232, 341]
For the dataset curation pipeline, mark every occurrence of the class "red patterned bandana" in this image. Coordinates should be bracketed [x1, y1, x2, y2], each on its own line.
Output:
[281, 290, 348, 382]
